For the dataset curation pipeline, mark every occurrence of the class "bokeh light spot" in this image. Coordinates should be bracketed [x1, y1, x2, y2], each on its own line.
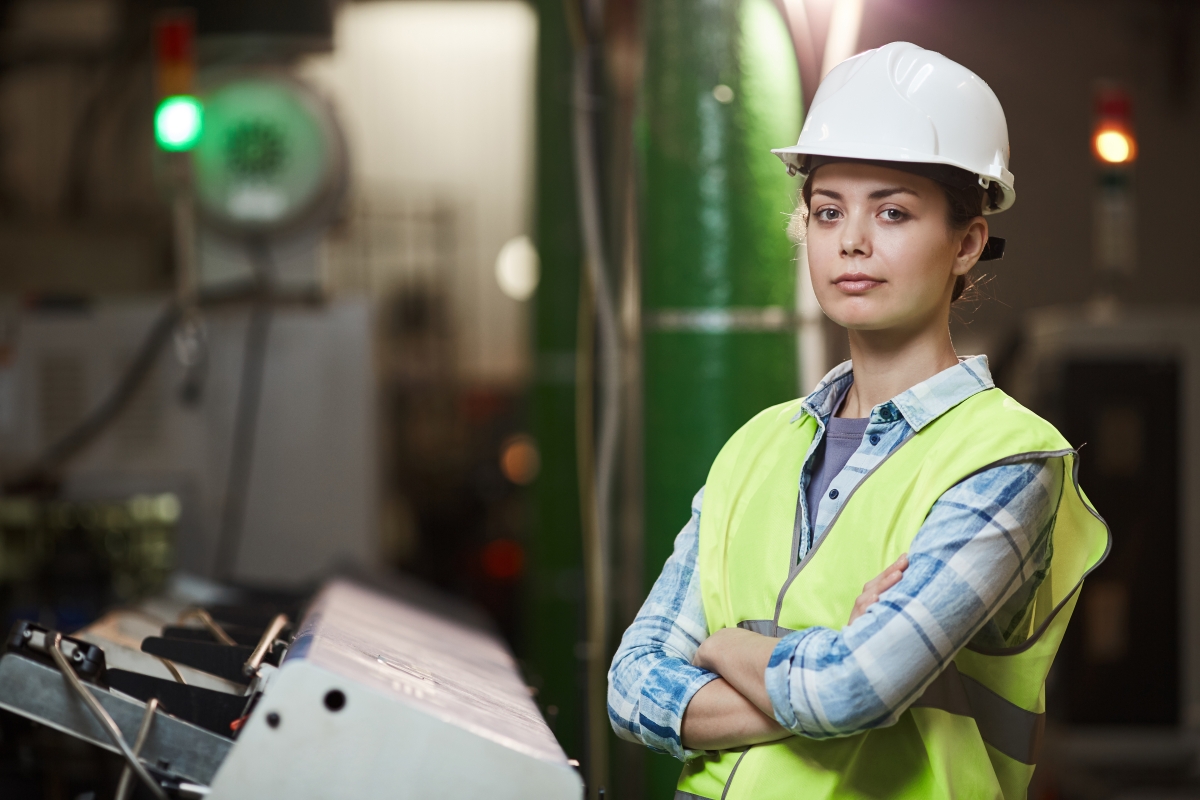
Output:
[482, 538, 525, 580]
[501, 434, 540, 485]
[495, 235, 540, 301]
[712, 84, 735, 104]
[1094, 129, 1134, 164]
[155, 95, 203, 151]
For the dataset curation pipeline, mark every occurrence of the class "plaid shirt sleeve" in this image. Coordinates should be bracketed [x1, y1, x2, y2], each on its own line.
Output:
[607, 488, 719, 761]
[764, 457, 1065, 738]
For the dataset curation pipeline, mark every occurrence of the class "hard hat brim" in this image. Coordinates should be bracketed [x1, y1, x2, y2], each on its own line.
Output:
[771, 145, 1015, 214]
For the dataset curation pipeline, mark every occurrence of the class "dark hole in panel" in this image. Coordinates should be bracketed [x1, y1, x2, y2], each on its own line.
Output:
[324, 689, 346, 712]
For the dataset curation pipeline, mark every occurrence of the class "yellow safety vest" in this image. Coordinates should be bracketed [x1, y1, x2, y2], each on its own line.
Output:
[676, 388, 1109, 800]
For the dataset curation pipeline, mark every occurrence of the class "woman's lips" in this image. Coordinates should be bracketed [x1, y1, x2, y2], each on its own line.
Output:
[834, 273, 884, 293]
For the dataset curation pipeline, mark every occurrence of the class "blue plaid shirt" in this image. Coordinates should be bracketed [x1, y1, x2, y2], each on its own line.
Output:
[607, 356, 1064, 759]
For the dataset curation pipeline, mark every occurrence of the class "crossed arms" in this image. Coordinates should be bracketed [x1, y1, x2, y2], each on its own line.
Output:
[681, 557, 906, 750]
[607, 458, 1062, 760]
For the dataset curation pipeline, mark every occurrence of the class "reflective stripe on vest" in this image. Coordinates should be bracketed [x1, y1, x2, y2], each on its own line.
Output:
[678, 388, 1110, 800]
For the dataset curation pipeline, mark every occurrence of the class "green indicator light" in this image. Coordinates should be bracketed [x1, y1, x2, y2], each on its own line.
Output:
[155, 95, 203, 151]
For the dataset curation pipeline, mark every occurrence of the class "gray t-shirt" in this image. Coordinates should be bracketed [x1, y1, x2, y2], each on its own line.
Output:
[805, 415, 870, 533]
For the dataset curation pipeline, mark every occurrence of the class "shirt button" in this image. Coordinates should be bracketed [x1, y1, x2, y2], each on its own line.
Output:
[828, 489, 839, 500]
[869, 434, 880, 445]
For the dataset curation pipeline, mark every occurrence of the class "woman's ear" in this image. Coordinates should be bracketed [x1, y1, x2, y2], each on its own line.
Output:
[952, 217, 989, 276]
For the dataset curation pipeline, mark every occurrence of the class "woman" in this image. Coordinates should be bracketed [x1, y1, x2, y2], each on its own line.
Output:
[608, 42, 1109, 799]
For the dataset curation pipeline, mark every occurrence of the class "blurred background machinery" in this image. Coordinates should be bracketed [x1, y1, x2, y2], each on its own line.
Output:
[0, 493, 176, 632]
[1010, 307, 1200, 798]
[2, 298, 376, 586]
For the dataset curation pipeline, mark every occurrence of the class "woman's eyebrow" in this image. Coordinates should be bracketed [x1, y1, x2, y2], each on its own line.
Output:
[811, 186, 919, 201]
[868, 186, 919, 200]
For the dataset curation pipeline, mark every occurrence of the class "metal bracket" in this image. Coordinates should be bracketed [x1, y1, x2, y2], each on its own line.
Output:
[0, 653, 232, 785]
[6, 621, 107, 681]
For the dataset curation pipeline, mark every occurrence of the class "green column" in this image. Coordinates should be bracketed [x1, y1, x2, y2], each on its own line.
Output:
[528, 0, 586, 768]
[639, 0, 801, 795]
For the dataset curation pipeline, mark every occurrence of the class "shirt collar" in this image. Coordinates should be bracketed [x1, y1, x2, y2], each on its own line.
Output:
[794, 354, 995, 432]
[795, 360, 855, 422]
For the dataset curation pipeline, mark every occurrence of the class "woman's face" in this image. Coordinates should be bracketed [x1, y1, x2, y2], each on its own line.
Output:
[805, 162, 987, 334]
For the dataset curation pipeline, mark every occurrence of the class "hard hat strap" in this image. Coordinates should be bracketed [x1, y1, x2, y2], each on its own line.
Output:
[979, 237, 1005, 262]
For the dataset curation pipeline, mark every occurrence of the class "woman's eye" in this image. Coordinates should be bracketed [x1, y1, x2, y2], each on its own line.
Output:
[816, 208, 841, 222]
[881, 208, 906, 221]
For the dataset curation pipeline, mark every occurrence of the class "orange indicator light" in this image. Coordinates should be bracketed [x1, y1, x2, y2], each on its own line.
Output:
[1094, 128, 1136, 164]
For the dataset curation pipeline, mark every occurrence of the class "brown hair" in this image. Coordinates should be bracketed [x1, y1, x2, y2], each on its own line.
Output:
[791, 160, 987, 303]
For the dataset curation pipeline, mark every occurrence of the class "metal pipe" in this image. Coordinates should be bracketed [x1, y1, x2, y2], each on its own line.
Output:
[213, 294, 273, 581]
[243, 614, 288, 677]
[639, 0, 802, 794]
[777, 0, 820, 109]
[49, 635, 169, 800]
[529, 0, 588, 771]
[115, 697, 160, 800]
[178, 607, 237, 647]
[572, 40, 620, 800]
[171, 161, 199, 320]
[820, 0, 864, 79]
[157, 657, 187, 684]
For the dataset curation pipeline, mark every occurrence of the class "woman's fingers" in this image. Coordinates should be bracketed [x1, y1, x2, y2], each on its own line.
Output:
[874, 554, 910, 590]
[878, 569, 903, 591]
[850, 595, 876, 625]
[861, 563, 904, 595]
[848, 554, 910, 626]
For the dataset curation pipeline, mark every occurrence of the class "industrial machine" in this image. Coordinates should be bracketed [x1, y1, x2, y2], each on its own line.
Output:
[1010, 304, 1200, 794]
[0, 575, 583, 798]
[0, 2, 575, 797]
[0, 298, 377, 586]
[0, 30, 371, 585]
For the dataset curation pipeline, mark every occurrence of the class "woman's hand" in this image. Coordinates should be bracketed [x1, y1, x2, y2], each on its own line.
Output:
[848, 554, 909, 625]
[692, 626, 738, 673]
[685, 630, 789, 749]
[692, 627, 779, 719]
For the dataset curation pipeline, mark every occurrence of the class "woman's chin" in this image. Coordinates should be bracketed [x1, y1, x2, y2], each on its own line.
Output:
[827, 310, 898, 332]
[823, 296, 937, 333]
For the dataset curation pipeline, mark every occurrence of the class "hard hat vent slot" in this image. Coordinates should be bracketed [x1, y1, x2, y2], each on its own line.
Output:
[891, 51, 919, 84]
[906, 65, 935, 97]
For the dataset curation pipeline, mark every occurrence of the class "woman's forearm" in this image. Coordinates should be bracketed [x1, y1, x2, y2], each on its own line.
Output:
[693, 627, 780, 719]
[680, 678, 790, 751]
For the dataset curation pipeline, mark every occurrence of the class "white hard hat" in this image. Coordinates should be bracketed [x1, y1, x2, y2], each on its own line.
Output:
[772, 42, 1015, 214]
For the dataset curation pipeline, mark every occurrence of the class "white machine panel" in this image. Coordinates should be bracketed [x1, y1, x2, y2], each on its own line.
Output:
[209, 580, 582, 799]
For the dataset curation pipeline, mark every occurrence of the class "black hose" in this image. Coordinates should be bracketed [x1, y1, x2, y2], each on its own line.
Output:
[2, 301, 181, 492]
[212, 244, 275, 580]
